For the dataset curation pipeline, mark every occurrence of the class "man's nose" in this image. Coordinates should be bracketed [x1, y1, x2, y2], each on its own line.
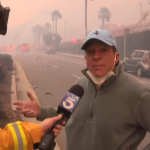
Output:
[93, 52, 101, 60]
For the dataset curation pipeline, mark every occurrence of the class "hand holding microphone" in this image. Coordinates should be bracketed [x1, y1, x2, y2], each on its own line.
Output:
[39, 84, 84, 150]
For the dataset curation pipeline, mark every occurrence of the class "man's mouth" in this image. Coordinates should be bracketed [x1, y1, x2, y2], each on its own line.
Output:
[93, 65, 105, 69]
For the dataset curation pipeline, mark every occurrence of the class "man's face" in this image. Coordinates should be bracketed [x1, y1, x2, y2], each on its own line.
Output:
[85, 40, 119, 77]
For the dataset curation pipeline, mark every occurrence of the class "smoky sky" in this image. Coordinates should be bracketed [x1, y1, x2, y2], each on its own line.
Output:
[2, 0, 149, 39]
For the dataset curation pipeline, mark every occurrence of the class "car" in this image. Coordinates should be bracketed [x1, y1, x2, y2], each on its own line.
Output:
[0, 46, 4, 51]
[45, 45, 55, 54]
[16, 43, 31, 52]
[0, 46, 8, 51]
[122, 50, 150, 77]
[6, 45, 15, 51]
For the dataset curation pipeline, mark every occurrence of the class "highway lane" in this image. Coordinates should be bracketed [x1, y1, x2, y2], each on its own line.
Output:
[10, 52, 150, 150]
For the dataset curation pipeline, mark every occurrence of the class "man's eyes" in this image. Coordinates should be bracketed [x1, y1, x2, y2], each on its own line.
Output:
[86, 49, 108, 55]
[87, 50, 94, 54]
[101, 49, 108, 52]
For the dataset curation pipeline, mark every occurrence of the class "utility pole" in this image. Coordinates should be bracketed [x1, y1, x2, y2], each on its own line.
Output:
[64, 20, 67, 42]
[139, 3, 143, 31]
[85, 0, 87, 37]
[123, 28, 129, 59]
[85, 0, 92, 37]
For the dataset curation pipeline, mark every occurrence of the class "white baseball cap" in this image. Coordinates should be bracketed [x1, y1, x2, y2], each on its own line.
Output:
[81, 29, 117, 50]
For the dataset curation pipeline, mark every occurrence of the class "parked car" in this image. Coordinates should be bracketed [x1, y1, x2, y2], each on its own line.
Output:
[45, 45, 55, 54]
[16, 43, 31, 52]
[122, 50, 150, 77]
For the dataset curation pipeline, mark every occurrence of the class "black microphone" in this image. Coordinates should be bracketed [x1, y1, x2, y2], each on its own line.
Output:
[39, 84, 84, 150]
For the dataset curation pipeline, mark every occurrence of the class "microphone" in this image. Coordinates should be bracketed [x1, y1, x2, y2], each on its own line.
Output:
[39, 84, 84, 150]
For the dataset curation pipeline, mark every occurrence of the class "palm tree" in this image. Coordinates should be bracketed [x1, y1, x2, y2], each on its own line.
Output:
[45, 23, 51, 33]
[98, 7, 111, 29]
[85, 0, 92, 37]
[52, 17, 55, 33]
[32, 26, 37, 45]
[32, 24, 44, 47]
[51, 10, 62, 34]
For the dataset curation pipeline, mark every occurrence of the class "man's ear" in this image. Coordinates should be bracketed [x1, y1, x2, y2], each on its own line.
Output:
[115, 52, 120, 65]
[84, 50, 87, 61]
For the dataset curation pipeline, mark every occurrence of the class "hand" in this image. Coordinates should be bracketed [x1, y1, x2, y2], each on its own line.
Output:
[40, 114, 66, 137]
[13, 92, 41, 117]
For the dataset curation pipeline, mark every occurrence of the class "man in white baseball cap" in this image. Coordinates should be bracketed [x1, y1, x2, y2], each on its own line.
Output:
[13, 29, 150, 150]
[81, 29, 119, 86]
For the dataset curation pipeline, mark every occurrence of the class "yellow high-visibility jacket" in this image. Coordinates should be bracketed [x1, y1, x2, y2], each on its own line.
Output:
[0, 121, 43, 150]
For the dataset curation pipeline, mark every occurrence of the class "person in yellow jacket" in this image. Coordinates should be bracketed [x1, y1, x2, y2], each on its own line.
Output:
[0, 114, 64, 150]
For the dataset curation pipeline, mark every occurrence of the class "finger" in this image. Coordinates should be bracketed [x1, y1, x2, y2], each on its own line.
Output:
[13, 101, 24, 106]
[24, 111, 34, 117]
[21, 109, 30, 114]
[54, 133, 58, 137]
[27, 92, 36, 102]
[55, 125, 62, 130]
[16, 106, 30, 112]
[16, 106, 23, 111]
[53, 128, 60, 135]
[52, 114, 63, 122]
[62, 121, 66, 125]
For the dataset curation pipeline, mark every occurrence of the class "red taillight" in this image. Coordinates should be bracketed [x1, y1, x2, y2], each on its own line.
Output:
[72, 39, 78, 44]
[21, 46, 24, 50]
[144, 57, 149, 65]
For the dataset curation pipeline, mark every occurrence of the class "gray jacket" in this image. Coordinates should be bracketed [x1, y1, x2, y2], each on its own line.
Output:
[37, 63, 150, 150]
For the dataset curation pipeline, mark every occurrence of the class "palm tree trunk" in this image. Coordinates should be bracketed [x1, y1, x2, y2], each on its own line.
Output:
[53, 20, 54, 33]
[102, 18, 104, 29]
[38, 35, 40, 48]
[55, 17, 57, 34]
[85, 0, 87, 37]
[33, 33, 35, 45]
[35, 33, 37, 47]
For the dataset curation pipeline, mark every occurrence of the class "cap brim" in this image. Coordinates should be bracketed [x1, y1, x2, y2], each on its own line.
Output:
[81, 37, 113, 50]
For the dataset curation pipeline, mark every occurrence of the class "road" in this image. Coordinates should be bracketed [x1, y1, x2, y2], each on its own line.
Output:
[10, 51, 150, 150]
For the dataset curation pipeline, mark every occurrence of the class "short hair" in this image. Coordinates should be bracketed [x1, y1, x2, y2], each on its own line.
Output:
[112, 46, 117, 53]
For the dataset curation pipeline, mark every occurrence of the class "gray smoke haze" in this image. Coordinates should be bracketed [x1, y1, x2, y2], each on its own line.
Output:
[0, 0, 149, 45]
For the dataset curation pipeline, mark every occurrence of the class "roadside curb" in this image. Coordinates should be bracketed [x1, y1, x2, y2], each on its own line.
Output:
[14, 60, 40, 105]
[56, 52, 84, 58]
[12, 60, 40, 124]
[12, 59, 61, 150]
[11, 62, 17, 111]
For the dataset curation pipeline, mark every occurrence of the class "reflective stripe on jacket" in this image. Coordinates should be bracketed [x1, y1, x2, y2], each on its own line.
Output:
[0, 121, 43, 150]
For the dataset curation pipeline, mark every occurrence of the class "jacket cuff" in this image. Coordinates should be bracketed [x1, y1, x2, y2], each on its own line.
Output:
[36, 107, 58, 121]
[36, 107, 47, 121]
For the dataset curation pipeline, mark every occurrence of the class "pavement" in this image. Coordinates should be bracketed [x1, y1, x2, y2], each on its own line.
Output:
[10, 51, 150, 150]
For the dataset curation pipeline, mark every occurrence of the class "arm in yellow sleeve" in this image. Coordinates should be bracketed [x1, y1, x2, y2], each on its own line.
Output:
[0, 121, 43, 150]
[0, 114, 63, 150]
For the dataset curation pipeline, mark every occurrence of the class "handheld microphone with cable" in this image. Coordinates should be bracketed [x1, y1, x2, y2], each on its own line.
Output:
[39, 84, 84, 150]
